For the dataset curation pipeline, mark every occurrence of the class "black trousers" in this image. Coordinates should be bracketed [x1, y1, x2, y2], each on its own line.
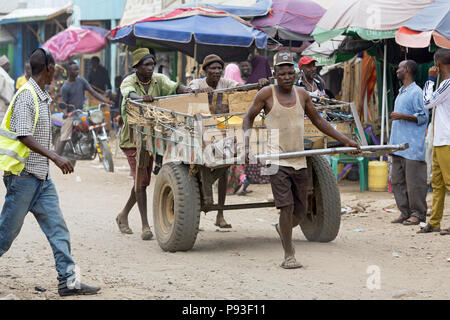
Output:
[391, 155, 427, 221]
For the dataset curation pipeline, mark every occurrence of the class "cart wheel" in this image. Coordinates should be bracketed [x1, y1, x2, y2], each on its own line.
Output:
[300, 156, 341, 242]
[153, 162, 201, 252]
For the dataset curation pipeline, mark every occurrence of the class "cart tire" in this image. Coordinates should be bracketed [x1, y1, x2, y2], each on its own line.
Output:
[300, 156, 341, 242]
[153, 162, 201, 252]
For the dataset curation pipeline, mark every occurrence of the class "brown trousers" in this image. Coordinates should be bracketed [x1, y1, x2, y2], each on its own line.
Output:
[391, 155, 427, 221]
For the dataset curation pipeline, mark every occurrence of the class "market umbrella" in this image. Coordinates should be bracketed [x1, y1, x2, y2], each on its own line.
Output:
[176, 0, 272, 18]
[251, 0, 326, 42]
[311, 0, 435, 44]
[395, 0, 450, 49]
[302, 35, 355, 65]
[301, 35, 372, 65]
[42, 25, 108, 62]
[110, 7, 271, 63]
[311, 0, 435, 148]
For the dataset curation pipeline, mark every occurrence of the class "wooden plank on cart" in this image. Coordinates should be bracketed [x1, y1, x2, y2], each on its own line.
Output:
[156, 92, 210, 114]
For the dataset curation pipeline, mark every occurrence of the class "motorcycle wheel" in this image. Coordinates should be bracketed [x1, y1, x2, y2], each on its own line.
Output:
[98, 140, 114, 173]
[52, 130, 76, 168]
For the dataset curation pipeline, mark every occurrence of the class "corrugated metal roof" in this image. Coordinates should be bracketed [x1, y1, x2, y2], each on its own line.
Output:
[20, 0, 72, 9]
[0, 4, 72, 25]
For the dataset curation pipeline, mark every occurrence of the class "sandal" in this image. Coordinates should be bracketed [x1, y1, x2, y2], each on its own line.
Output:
[403, 217, 421, 225]
[116, 215, 133, 234]
[141, 228, 153, 240]
[280, 257, 303, 269]
[417, 223, 440, 234]
[440, 228, 450, 236]
[214, 221, 232, 229]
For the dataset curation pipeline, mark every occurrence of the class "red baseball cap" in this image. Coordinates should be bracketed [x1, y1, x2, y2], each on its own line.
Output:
[298, 56, 318, 67]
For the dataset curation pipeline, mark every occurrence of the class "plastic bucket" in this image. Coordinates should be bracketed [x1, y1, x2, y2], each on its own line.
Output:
[368, 161, 388, 192]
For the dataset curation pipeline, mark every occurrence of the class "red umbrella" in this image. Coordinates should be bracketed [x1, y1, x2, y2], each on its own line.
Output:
[42, 25, 107, 62]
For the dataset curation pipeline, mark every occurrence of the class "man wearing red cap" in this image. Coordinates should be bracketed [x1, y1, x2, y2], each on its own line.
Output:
[296, 57, 327, 98]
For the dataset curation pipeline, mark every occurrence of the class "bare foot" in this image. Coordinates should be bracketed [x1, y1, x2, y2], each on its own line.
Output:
[280, 256, 303, 269]
[215, 216, 232, 229]
[141, 227, 153, 240]
[116, 214, 133, 234]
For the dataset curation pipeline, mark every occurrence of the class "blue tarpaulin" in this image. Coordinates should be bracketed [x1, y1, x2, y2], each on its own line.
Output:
[111, 9, 269, 63]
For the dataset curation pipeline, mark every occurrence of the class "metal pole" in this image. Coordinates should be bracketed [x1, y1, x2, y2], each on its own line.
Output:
[364, 88, 368, 123]
[380, 42, 387, 159]
[194, 42, 198, 78]
[253, 143, 409, 161]
[110, 19, 118, 92]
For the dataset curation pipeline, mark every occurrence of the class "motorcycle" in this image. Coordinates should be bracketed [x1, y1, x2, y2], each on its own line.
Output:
[51, 103, 114, 172]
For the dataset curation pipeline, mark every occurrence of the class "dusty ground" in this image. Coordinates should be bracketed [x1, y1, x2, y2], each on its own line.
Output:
[0, 151, 449, 300]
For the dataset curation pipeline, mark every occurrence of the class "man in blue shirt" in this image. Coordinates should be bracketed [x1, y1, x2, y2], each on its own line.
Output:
[389, 60, 429, 225]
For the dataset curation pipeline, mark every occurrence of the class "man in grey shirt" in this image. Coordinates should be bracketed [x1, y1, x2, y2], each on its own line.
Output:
[56, 62, 111, 154]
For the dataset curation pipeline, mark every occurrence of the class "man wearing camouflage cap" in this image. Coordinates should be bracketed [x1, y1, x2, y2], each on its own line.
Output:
[116, 48, 192, 241]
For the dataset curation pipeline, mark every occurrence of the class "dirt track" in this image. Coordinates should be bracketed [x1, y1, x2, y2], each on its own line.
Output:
[0, 152, 449, 300]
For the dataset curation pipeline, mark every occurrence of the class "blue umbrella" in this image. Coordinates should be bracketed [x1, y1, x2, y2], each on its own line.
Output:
[110, 7, 270, 63]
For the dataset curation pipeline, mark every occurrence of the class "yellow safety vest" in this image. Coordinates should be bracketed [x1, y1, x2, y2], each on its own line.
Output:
[0, 82, 39, 175]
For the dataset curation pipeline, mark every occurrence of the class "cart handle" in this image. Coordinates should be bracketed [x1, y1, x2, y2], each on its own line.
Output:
[252, 143, 409, 161]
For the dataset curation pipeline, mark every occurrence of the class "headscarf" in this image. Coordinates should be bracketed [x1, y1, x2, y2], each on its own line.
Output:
[247, 55, 272, 84]
[224, 63, 244, 84]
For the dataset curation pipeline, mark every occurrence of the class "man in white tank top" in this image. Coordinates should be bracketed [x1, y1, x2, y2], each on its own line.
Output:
[243, 51, 359, 269]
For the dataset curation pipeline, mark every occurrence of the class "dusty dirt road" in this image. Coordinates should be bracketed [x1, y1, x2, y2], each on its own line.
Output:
[0, 153, 449, 300]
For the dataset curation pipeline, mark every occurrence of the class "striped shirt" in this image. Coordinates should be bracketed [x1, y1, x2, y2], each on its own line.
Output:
[9, 78, 52, 180]
[423, 77, 450, 146]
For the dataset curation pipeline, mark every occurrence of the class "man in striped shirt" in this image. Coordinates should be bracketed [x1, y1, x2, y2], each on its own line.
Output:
[418, 49, 450, 235]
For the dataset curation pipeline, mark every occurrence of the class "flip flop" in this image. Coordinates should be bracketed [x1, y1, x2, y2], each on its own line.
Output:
[116, 216, 133, 234]
[141, 228, 153, 240]
[214, 221, 232, 229]
[280, 257, 303, 269]
[403, 218, 421, 225]
[417, 223, 440, 234]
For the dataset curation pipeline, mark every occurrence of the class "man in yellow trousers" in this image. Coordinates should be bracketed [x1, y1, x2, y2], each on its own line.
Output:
[418, 48, 450, 235]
